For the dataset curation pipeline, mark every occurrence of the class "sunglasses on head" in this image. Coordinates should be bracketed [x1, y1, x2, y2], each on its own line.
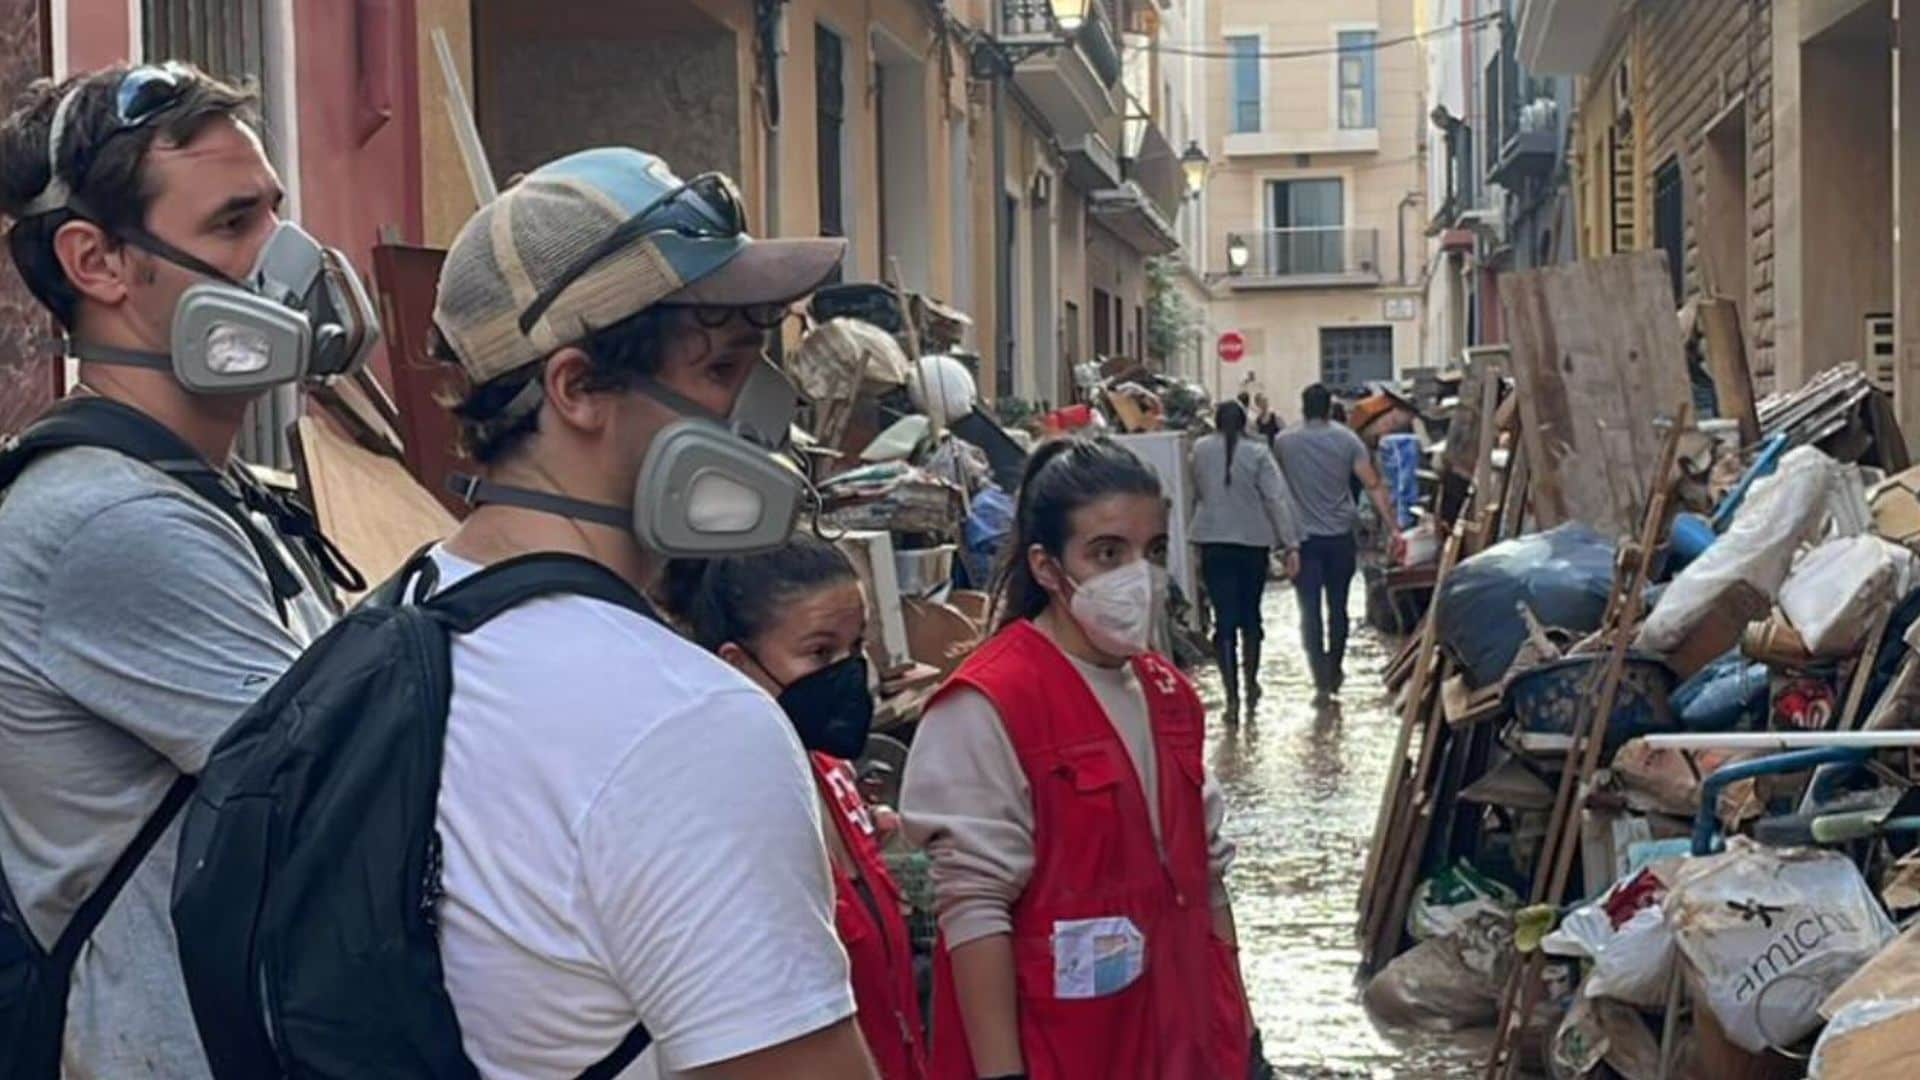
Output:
[518, 171, 748, 335]
[29, 62, 198, 218]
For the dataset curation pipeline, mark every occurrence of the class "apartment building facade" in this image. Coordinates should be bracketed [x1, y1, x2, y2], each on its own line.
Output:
[1419, 0, 1577, 371]
[1449, 0, 1920, 458]
[2, 0, 1208, 436]
[1200, 0, 1427, 418]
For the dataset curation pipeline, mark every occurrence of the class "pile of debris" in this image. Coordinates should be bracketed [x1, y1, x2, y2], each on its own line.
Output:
[1356, 252, 1920, 1079]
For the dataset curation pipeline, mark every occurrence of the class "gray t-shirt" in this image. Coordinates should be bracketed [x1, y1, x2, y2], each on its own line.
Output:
[1273, 420, 1369, 539]
[0, 445, 332, 1078]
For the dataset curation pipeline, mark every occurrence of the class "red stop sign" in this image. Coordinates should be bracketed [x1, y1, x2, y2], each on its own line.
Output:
[1217, 331, 1246, 363]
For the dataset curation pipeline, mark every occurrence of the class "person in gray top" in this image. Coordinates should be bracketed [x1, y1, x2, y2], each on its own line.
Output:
[0, 63, 349, 1077]
[1189, 399, 1302, 721]
[1273, 384, 1402, 701]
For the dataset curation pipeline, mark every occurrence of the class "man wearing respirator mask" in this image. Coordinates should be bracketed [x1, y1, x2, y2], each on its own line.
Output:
[0, 62, 371, 1079]
[406, 147, 879, 1079]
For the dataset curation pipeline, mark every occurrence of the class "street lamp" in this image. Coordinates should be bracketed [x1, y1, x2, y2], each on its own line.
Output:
[1226, 235, 1250, 274]
[1179, 140, 1209, 198]
[1051, 0, 1091, 32]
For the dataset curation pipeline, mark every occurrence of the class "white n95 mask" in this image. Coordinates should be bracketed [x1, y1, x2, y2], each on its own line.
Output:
[1066, 559, 1160, 658]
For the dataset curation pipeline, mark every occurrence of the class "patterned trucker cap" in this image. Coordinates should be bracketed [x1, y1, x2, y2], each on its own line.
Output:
[434, 147, 846, 386]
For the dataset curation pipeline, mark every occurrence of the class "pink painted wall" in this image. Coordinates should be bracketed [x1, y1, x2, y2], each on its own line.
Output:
[293, 0, 423, 385]
[64, 0, 133, 75]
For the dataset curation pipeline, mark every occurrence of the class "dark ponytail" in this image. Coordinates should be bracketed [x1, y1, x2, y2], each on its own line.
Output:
[992, 436, 1163, 630]
[658, 534, 860, 652]
[1215, 400, 1247, 487]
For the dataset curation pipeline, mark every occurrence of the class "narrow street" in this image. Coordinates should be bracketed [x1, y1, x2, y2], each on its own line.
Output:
[1197, 586, 1488, 1079]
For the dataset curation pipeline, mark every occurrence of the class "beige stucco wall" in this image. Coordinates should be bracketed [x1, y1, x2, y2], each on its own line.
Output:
[1199, 0, 1426, 397]
[1206, 289, 1420, 417]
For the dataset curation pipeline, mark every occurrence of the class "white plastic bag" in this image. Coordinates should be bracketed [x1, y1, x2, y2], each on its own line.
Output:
[1639, 446, 1855, 655]
[1539, 867, 1676, 1010]
[1664, 840, 1897, 1054]
[1778, 535, 1917, 655]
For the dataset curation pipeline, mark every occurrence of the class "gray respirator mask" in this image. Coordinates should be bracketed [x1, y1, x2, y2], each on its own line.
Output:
[68, 220, 381, 393]
[450, 357, 810, 558]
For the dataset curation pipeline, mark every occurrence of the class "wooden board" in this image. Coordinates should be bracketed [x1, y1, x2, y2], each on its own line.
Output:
[1501, 252, 1694, 538]
[292, 415, 457, 601]
[371, 243, 470, 517]
[1697, 297, 1760, 447]
[1446, 346, 1510, 481]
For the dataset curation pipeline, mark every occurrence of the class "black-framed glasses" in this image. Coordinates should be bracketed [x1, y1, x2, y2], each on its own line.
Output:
[518, 171, 749, 335]
[675, 302, 792, 331]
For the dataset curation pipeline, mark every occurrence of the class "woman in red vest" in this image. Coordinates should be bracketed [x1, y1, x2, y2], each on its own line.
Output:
[662, 537, 927, 1080]
[902, 437, 1255, 1080]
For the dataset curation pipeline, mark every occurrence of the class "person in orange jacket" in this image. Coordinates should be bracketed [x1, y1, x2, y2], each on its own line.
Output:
[662, 537, 928, 1080]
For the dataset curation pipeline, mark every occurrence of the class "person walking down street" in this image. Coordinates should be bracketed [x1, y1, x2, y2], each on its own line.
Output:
[1273, 384, 1404, 702]
[0, 63, 364, 1077]
[1252, 392, 1282, 448]
[1189, 400, 1302, 722]
[902, 437, 1254, 1080]
[661, 538, 928, 1080]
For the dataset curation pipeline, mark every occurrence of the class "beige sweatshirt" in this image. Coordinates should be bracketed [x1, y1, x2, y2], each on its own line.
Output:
[900, 630, 1236, 948]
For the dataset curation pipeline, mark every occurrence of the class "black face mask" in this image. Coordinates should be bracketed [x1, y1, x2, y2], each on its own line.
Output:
[751, 651, 875, 760]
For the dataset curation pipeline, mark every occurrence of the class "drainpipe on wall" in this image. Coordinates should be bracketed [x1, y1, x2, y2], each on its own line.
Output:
[993, 72, 1011, 398]
[1397, 191, 1421, 286]
[757, 0, 787, 239]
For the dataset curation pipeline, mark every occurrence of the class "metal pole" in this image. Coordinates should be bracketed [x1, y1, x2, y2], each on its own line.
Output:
[432, 28, 497, 207]
[1643, 731, 1920, 750]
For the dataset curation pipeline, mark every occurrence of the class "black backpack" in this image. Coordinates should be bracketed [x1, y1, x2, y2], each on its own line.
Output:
[0, 397, 359, 1080]
[171, 551, 654, 1079]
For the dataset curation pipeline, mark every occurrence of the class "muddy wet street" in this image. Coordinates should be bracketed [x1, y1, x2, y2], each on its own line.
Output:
[1195, 585, 1489, 1079]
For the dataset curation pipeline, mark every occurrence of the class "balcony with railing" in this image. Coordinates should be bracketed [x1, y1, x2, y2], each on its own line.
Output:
[993, 1, 1124, 142]
[1224, 228, 1381, 288]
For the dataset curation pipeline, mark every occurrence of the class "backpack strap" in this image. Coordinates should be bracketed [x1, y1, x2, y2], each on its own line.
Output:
[0, 397, 364, 617]
[50, 774, 194, 967]
[423, 552, 661, 633]
[576, 1022, 652, 1080]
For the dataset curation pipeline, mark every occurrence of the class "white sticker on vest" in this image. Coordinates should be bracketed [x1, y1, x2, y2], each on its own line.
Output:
[1052, 916, 1145, 999]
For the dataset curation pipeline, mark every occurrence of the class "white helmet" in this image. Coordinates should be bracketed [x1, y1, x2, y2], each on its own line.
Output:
[910, 354, 978, 424]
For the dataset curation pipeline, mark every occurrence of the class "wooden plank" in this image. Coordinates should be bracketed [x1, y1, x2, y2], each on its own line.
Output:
[291, 415, 458, 603]
[1839, 604, 1897, 731]
[1698, 296, 1760, 447]
[1488, 407, 1690, 1079]
[1501, 252, 1694, 538]
[371, 243, 470, 517]
[1446, 346, 1510, 481]
[1359, 372, 1504, 955]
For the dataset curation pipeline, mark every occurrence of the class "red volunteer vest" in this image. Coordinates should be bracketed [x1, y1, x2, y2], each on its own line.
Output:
[926, 621, 1250, 1080]
[812, 754, 928, 1080]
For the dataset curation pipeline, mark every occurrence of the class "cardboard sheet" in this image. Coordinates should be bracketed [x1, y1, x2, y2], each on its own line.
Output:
[293, 415, 457, 601]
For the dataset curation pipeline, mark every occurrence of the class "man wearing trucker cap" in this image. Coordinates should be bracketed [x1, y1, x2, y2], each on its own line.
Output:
[420, 147, 875, 1078]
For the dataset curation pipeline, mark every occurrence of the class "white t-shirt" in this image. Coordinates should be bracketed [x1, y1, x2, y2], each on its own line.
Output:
[425, 548, 854, 1079]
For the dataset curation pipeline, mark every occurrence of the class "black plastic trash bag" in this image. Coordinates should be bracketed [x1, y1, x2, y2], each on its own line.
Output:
[1435, 523, 1617, 689]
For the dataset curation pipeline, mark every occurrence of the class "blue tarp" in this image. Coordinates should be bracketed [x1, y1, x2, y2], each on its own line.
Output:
[1435, 523, 1618, 689]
